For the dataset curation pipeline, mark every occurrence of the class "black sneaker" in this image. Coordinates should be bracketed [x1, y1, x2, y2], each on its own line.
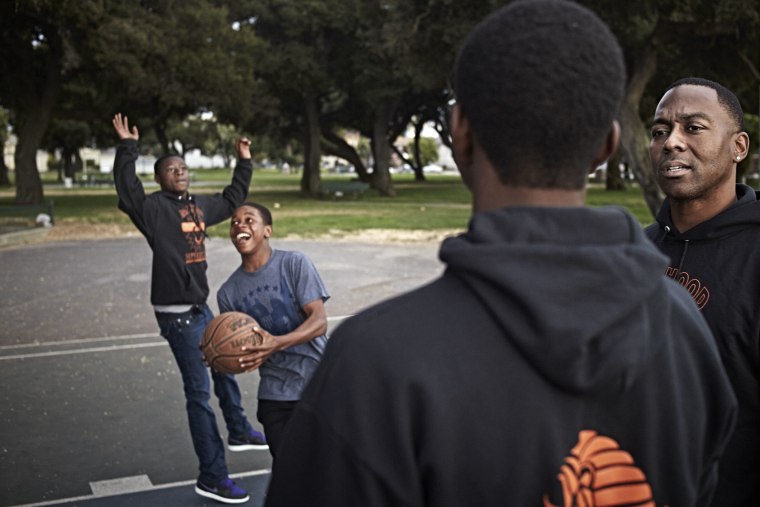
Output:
[228, 429, 268, 451]
[195, 477, 250, 504]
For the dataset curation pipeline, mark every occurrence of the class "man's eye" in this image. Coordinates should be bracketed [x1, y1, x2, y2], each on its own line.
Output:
[687, 125, 704, 132]
[651, 129, 667, 138]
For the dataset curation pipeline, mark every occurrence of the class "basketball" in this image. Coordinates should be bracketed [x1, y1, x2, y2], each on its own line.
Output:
[200, 312, 263, 374]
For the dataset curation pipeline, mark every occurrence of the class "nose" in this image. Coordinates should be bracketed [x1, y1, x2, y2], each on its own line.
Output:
[662, 127, 686, 153]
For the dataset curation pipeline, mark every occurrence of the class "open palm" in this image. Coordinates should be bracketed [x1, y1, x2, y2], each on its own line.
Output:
[112, 113, 139, 141]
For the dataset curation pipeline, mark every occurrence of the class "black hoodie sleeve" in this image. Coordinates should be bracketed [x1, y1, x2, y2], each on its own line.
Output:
[202, 157, 253, 227]
[113, 139, 152, 240]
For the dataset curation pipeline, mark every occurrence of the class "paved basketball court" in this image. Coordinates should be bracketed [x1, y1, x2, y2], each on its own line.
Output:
[0, 236, 444, 506]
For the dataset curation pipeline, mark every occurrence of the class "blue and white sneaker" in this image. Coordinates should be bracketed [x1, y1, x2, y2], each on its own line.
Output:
[228, 429, 268, 451]
[195, 477, 250, 504]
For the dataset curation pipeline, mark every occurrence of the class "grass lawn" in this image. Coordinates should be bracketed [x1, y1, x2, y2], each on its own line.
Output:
[0, 169, 655, 238]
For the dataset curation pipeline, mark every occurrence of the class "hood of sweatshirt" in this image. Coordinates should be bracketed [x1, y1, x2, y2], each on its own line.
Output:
[439, 206, 669, 394]
[650, 184, 760, 242]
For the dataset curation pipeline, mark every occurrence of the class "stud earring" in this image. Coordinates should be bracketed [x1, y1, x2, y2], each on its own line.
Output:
[736, 156, 741, 161]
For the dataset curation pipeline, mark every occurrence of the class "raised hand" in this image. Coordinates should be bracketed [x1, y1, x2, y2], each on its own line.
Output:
[235, 137, 252, 160]
[112, 113, 139, 141]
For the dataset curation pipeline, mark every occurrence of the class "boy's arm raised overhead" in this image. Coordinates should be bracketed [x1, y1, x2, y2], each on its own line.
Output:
[111, 113, 150, 239]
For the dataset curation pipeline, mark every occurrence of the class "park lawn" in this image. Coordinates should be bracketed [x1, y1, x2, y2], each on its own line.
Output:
[0, 171, 654, 237]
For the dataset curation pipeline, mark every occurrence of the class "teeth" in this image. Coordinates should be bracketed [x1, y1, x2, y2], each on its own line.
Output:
[667, 166, 684, 171]
[236, 233, 251, 240]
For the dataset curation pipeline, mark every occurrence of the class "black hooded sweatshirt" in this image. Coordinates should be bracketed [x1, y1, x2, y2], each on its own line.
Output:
[266, 206, 736, 507]
[113, 139, 252, 306]
[646, 184, 760, 505]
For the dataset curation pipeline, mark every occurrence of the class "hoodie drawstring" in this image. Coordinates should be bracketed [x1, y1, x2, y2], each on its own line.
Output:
[676, 239, 689, 273]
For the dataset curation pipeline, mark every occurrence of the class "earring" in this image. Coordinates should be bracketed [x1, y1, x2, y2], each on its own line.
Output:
[736, 156, 741, 161]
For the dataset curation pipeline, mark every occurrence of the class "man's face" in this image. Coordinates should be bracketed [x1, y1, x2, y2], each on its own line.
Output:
[229, 206, 271, 255]
[154, 156, 189, 195]
[649, 85, 740, 203]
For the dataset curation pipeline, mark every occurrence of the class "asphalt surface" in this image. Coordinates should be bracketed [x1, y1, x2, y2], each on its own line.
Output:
[0, 235, 444, 507]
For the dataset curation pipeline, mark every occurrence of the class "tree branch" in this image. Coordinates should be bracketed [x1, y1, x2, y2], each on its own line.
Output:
[738, 49, 760, 81]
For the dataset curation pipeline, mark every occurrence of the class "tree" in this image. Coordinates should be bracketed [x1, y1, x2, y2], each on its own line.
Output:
[0, 0, 97, 203]
[0, 0, 262, 203]
[0, 108, 10, 186]
[417, 137, 439, 168]
[42, 119, 91, 182]
[91, 1, 260, 152]
[232, 0, 355, 196]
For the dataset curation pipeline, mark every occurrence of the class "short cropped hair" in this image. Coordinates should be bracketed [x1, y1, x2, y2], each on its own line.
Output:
[453, 0, 625, 189]
[238, 201, 273, 227]
[666, 77, 746, 132]
[154, 153, 183, 173]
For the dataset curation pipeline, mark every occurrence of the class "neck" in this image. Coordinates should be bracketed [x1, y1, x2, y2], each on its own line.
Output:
[669, 186, 737, 232]
[241, 244, 272, 272]
[474, 186, 587, 213]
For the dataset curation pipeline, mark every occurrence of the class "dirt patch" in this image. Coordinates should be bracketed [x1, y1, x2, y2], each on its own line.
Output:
[28, 222, 462, 245]
[39, 223, 142, 241]
[283, 228, 462, 244]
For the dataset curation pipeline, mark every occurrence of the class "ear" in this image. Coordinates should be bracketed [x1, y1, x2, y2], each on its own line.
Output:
[264, 224, 273, 239]
[733, 131, 750, 163]
[590, 120, 621, 173]
[450, 103, 474, 185]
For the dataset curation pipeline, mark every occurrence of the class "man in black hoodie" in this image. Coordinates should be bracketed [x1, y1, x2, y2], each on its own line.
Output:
[264, 2, 737, 506]
[646, 78, 755, 504]
[112, 114, 265, 504]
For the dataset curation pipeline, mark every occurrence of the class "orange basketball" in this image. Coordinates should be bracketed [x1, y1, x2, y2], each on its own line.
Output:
[200, 312, 263, 374]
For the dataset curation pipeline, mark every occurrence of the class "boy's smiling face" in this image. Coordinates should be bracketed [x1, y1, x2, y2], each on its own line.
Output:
[229, 205, 272, 255]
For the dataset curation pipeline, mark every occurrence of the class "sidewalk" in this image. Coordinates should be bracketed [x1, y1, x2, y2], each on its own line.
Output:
[0, 225, 51, 247]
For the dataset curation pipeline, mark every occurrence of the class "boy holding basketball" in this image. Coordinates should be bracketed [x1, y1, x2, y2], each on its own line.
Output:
[216, 202, 329, 459]
[112, 114, 264, 504]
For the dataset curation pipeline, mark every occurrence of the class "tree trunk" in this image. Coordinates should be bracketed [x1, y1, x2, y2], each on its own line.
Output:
[321, 129, 369, 182]
[605, 148, 626, 191]
[14, 44, 62, 203]
[63, 147, 75, 179]
[618, 40, 664, 218]
[0, 155, 9, 186]
[412, 119, 425, 181]
[301, 95, 322, 196]
[370, 100, 397, 197]
[155, 123, 170, 155]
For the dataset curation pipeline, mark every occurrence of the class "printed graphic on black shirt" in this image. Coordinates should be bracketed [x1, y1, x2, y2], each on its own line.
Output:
[543, 430, 655, 507]
[179, 203, 206, 264]
[665, 267, 710, 310]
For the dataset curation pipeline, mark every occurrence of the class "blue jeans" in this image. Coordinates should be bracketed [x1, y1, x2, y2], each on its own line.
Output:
[155, 304, 254, 484]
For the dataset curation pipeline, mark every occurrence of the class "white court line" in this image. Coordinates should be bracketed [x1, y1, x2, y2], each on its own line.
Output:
[8, 469, 271, 507]
[0, 341, 166, 361]
[0, 315, 351, 361]
[0, 333, 159, 350]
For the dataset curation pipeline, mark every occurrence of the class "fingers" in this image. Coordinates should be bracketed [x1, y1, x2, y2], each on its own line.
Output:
[112, 113, 139, 140]
[239, 354, 264, 371]
[236, 137, 252, 159]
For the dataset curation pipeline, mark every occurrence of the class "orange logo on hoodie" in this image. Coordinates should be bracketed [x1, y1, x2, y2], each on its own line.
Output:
[543, 430, 655, 507]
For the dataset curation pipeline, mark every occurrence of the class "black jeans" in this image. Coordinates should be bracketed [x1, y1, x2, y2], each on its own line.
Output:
[257, 399, 298, 459]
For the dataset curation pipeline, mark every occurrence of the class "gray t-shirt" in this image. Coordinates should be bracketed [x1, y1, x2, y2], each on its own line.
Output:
[217, 249, 329, 401]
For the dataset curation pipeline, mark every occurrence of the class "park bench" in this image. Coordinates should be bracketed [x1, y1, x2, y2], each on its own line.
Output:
[319, 180, 370, 199]
[0, 200, 55, 230]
